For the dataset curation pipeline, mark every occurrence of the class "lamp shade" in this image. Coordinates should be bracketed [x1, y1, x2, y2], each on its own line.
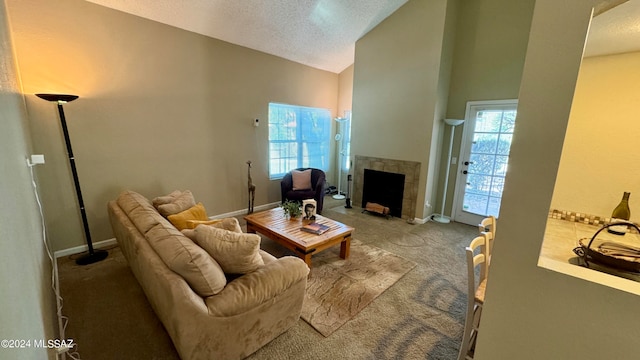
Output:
[444, 118, 464, 126]
[36, 93, 79, 103]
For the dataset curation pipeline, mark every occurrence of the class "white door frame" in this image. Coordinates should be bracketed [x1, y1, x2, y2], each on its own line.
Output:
[450, 99, 518, 225]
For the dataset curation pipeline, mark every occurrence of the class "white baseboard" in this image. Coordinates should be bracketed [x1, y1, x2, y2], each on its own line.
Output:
[413, 210, 436, 224]
[54, 237, 118, 259]
[54, 202, 282, 258]
[209, 201, 281, 220]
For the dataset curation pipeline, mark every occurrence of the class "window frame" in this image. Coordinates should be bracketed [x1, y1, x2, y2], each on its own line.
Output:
[268, 102, 332, 180]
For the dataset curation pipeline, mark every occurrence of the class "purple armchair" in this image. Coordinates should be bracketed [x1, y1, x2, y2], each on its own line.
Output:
[281, 168, 326, 214]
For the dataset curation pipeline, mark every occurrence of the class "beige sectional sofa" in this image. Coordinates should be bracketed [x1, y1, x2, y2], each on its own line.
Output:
[107, 190, 309, 359]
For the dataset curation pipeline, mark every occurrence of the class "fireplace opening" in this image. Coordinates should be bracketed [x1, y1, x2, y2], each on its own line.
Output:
[362, 169, 405, 218]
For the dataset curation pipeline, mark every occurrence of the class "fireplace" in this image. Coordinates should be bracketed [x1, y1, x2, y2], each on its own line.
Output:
[362, 169, 405, 218]
[353, 156, 421, 220]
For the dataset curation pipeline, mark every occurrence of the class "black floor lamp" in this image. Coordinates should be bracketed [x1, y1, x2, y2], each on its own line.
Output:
[36, 93, 108, 265]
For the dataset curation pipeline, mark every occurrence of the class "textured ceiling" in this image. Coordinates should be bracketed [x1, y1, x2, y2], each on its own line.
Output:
[84, 0, 408, 73]
[83, 0, 639, 73]
[585, 0, 640, 57]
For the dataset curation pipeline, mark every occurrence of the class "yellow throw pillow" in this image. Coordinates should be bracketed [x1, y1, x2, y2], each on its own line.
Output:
[291, 169, 312, 190]
[168, 202, 208, 230]
[185, 218, 243, 233]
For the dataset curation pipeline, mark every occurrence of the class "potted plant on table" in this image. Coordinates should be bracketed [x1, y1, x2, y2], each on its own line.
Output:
[281, 200, 302, 220]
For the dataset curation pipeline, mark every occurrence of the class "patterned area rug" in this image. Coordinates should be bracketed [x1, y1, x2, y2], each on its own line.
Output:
[300, 239, 416, 336]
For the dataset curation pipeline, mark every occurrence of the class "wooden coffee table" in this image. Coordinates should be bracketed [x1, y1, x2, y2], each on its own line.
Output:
[244, 207, 354, 268]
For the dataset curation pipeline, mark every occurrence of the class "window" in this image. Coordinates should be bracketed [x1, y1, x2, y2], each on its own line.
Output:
[268, 103, 331, 179]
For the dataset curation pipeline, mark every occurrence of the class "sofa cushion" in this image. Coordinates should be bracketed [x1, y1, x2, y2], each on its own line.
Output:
[192, 225, 264, 274]
[167, 203, 208, 230]
[259, 250, 277, 264]
[116, 190, 162, 235]
[291, 169, 312, 190]
[151, 190, 183, 207]
[117, 190, 154, 211]
[205, 256, 309, 316]
[146, 222, 226, 297]
[185, 217, 243, 233]
[155, 190, 196, 217]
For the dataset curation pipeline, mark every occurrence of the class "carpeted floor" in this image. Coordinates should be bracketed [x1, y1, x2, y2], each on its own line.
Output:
[57, 196, 478, 359]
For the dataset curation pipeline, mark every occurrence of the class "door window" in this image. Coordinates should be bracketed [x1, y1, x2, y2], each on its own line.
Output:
[453, 100, 518, 225]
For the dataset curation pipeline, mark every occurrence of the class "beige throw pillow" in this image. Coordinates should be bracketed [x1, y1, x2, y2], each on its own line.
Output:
[146, 223, 226, 297]
[152, 190, 183, 207]
[156, 190, 196, 217]
[291, 169, 312, 190]
[193, 225, 264, 274]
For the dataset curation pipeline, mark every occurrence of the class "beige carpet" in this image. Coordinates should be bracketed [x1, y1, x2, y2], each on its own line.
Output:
[57, 197, 479, 359]
[301, 239, 416, 336]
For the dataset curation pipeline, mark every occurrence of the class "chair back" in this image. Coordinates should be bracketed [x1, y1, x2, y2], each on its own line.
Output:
[308, 168, 326, 189]
[466, 233, 489, 304]
[458, 233, 489, 360]
[478, 215, 497, 260]
[282, 168, 325, 189]
[478, 215, 496, 234]
[280, 168, 327, 213]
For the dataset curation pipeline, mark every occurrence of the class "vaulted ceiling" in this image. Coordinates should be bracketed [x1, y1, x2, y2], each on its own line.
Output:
[84, 0, 408, 74]
[84, 0, 640, 74]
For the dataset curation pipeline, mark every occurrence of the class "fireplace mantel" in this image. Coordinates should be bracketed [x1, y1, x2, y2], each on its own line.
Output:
[353, 155, 421, 220]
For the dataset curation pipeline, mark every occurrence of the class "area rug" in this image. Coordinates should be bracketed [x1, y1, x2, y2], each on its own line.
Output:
[300, 239, 416, 337]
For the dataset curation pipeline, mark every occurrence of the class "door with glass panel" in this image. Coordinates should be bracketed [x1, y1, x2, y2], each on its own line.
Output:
[452, 100, 518, 226]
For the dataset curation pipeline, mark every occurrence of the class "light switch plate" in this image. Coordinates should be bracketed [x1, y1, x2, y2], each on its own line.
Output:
[31, 154, 45, 164]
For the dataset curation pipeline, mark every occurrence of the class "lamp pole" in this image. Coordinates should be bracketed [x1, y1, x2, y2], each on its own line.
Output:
[433, 118, 465, 224]
[333, 117, 348, 200]
[36, 94, 108, 265]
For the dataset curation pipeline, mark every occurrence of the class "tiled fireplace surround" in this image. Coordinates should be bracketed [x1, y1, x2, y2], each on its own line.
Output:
[353, 155, 421, 220]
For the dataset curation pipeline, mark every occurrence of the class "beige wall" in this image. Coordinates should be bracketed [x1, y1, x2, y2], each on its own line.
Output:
[334, 64, 354, 190]
[352, 0, 452, 219]
[351, 0, 534, 220]
[0, 1, 57, 358]
[428, 0, 460, 216]
[438, 0, 535, 217]
[477, 0, 640, 358]
[552, 51, 640, 219]
[338, 64, 353, 119]
[7, 0, 339, 251]
[446, 0, 534, 118]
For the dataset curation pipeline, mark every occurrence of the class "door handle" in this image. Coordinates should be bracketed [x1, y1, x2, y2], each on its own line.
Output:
[464, 161, 474, 166]
[463, 170, 468, 174]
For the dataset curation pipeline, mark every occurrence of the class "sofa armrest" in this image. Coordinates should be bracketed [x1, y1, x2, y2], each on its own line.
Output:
[205, 256, 309, 317]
